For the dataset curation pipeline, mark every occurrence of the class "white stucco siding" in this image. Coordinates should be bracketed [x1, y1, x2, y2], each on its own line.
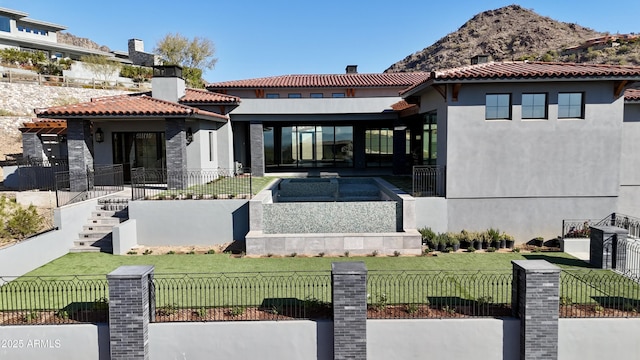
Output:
[445, 81, 623, 199]
[621, 103, 640, 185]
[229, 97, 402, 115]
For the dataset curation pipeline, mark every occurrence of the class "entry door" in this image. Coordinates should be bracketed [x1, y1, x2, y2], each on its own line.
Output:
[112, 132, 166, 181]
[298, 127, 316, 166]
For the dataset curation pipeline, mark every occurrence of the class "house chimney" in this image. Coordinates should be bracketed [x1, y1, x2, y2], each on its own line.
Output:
[345, 65, 358, 74]
[128, 39, 145, 53]
[152, 65, 186, 103]
[471, 55, 490, 65]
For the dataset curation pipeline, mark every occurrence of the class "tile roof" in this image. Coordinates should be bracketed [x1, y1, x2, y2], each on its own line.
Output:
[207, 73, 431, 89]
[390, 100, 417, 111]
[402, 62, 640, 95]
[20, 119, 66, 135]
[626, 88, 640, 101]
[35, 94, 228, 121]
[180, 88, 240, 104]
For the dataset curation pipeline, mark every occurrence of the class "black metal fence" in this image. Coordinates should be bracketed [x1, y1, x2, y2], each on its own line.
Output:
[0, 275, 108, 325]
[131, 167, 253, 201]
[560, 270, 640, 318]
[152, 272, 332, 322]
[412, 165, 446, 197]
[16, 158, 68, 191]
[366, 270, 512, 318]
[55, 164, 124, 207]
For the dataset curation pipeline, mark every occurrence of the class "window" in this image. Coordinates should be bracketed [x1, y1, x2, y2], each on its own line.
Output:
[0, 16, 10, 32]
[558, 93, 583, 118]
[266, 93, 280, 99]
[522, 93, 547, 119]
[332, 93, 345, 98]
[365, 128, 394, 167]
[485, 94, 511, 119]
[288, 93, 301, 98]
[310, 93, 323, 98]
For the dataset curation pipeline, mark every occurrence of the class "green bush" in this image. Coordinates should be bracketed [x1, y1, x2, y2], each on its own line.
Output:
[0, 48, 46, 66]
[120, 65, 153, 82]
[5, 205, 40, 239]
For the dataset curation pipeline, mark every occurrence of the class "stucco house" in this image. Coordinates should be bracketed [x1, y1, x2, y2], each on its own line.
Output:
[399, 61, 640, 237]
[23, 61, 640, 244]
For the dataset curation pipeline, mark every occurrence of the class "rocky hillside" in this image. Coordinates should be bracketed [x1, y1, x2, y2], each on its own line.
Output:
[57, 32, 111, 53]
[386, 5, 611, 72]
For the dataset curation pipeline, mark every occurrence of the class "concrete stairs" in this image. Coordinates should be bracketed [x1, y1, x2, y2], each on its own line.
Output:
[71, 198, 129, 253]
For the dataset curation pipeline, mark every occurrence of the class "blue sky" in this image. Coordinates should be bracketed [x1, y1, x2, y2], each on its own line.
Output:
[1, 1, 639, 82]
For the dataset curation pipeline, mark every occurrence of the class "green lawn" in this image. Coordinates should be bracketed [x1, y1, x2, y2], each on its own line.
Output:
[23, 251, 591, 277]
[4, 252, 639, 317]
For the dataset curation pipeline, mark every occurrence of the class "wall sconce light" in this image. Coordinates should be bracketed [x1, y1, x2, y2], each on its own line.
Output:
[95, 128, 104, 143]
[186, 127, 193, 145]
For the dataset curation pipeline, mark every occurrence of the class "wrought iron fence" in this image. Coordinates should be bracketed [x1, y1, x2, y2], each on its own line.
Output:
[16, 158, 68, 191]
[366, 270, 512, 319]
[560, 270, 640, 318]
[152, 272, 332, 322]
[611, 213, 640, 238]
[131, 167, 253, 201]
[412, 165, 446, 197]
[0, 275, 109, 325]
[55, 164, 124, 207]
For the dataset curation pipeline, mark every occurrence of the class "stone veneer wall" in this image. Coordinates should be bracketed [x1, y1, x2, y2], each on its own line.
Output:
[263, 202, 397, 234]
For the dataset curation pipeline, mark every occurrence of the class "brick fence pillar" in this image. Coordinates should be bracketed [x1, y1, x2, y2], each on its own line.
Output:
[107, 265, 155, 360]
[512, 260, 561, 360]
[332, 261, 367, 360]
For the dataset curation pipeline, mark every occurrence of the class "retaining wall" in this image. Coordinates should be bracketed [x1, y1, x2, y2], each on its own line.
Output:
[0, 198, 97, 277]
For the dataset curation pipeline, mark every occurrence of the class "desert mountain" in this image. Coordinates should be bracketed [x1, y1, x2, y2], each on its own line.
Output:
[384, 5, 640, 72]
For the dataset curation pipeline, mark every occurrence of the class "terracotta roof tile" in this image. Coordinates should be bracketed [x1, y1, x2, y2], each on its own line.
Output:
[207, 73, 430, 89]
[35, 94, 227, 121]
[402, 62, 640, 95]
[180, 88, 240, 104]
[390, 100, 417, 111]
[626, 88, 640, 101]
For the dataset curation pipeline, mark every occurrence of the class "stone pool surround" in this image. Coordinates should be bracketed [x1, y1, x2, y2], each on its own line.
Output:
[246, 177, 421, 256]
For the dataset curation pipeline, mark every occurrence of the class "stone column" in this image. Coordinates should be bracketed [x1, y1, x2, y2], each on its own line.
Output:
[21, 132, 44, 161]
[249, 121, 264, 177]
[589, 226, 629, 270]
[165, 118, 187, 189]
[66, 119, 94, 192]
[332, 262, 367, 360]
[107, 265, 154, 360]
[512, 260, 561, 360]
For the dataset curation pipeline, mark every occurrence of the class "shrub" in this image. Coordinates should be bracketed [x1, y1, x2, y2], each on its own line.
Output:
[206, 249, 216, 254]
[5, 205, 41, 239]
[142, 249, 153, 255]
[486, 247, 496, 253]
[467, 246, 476, 253]
[371, 250, 379, 257]
[228, 306, 245, 317]
[157, 303, 178, 316]
[166, 250, 175, 255]
[393, 251, 401, 257]
[560, 296, 572, 306]
[405, 303, 419, 314]
[418, 227, 436, 245]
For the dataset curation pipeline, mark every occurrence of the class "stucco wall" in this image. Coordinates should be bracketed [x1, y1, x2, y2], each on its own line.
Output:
[149, 321, 333, 360]
[128, 199, 249, 246]
[619, 102, 640, 215]
[0, 324, 109, 360]
[446, 81, 623, 199]
[447, 196, 617, 242]
[368, 318, 520, 360]
[415, 197, 448, 233]
[559, 318, 640, 360]
[0, 199, 97, 277]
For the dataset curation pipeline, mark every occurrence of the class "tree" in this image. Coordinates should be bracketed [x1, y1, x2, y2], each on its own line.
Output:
[154, 33, 217, 88]
[80, 55, 122, 84]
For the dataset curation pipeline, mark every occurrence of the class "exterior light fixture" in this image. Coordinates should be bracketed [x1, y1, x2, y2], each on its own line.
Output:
[95, 128, 104, 143]
[186, 127, 193, 145]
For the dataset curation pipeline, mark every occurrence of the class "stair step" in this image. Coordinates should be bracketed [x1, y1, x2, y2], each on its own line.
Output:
[89, 217, 122, 225]
[74, 237, 111, 247]
[78, 231, 111, 240]
[70, 246, 113, 253]
[83, 224, 116, 232]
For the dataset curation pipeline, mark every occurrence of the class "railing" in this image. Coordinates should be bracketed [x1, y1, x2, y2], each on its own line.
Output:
[16, 158, 68, 191]
[0, 69, 151, 91]
[0, 275, 108, 325]
[131, 167, 253, 201]
[152, 272, 332, 322]
[366, 270, 512, 318]
[611, 213, 640, 238]
[412, 165, 446, 197]
[560, 270, 640, 318]
[55, 164, 124, 207]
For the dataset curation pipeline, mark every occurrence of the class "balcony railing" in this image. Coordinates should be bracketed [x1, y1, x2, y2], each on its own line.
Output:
[412, 165, 446, 197]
